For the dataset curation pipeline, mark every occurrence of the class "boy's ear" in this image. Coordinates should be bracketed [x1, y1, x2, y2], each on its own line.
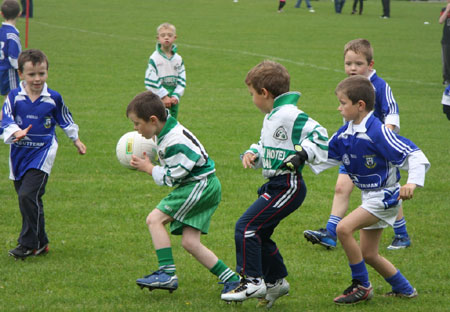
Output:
[261, 88, 273, 99]
[357, 99, 367, 111]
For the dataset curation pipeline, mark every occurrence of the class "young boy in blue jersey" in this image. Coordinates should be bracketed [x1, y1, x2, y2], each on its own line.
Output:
[2, 49, 86, 259]
[221, 60, 328, 307]
[304, 39, 412, 250]
[307, 75, 429, 304]
[0, 0, 21, 140]
[126, 91, 240, 295]
[144, 23, 186, 119]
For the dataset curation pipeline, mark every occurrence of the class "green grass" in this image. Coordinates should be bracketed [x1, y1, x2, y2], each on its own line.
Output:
[1, 0, 449, 311]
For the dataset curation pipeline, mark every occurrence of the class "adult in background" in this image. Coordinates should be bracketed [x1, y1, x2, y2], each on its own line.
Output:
[381, 0, 390, 18]
[439, 0, 450, 85]
[335, 0, 345, 14]
[20, 0, 32, 18]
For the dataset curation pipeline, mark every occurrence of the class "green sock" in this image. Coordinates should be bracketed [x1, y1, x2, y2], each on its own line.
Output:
[210, 260, 239, 282]
[156, 247, 176, 276]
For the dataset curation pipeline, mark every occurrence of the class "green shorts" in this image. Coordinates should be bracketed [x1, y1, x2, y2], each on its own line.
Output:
[157, 174, 221, 235]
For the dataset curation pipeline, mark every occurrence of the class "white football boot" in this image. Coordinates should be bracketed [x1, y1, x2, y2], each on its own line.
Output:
[221, 277, 266, 302]
[258, 278, 290, 308]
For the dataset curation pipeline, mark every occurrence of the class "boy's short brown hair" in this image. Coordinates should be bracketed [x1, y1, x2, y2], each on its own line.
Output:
[245, 60, 290, 97]
[126, 91, 167, 122]
[335, 75, 375, 112]
[344, 39, 373, 65]
[18, 49, 49, 72]
[1, 0, 20, 20]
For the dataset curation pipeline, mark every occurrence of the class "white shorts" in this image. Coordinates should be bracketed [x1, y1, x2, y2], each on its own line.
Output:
[360, 184, 402, 230]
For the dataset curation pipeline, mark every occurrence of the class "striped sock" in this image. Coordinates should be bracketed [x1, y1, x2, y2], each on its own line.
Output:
[156, 247, 176, 276]
[393, 217, 408, 237]
[326, 215, 341, 238]
[210, 260, 239, 282]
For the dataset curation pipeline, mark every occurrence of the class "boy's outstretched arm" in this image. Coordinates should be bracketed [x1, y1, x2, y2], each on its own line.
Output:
[73, 138, 86, 155]
[242, 152, 257, 169]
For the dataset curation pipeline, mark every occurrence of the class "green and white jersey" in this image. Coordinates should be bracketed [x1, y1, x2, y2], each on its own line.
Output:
[152, 116, 215, 187]
[145, 43, 186, 101]
[246, 92, 328, 179]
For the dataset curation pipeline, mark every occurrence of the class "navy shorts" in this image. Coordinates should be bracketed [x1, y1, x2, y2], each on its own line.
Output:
[0, 68, 19, 96]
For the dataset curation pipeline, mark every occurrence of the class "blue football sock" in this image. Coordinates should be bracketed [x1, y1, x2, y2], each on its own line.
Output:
[393, 217, 408, 237]
[385, 270, 414, 294]
[326, 215, 341, 238]
[350, 260, 370, 288]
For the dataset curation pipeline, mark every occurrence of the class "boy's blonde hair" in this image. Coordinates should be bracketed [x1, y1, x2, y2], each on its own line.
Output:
[344, 39, 373, 65]
[245, 60, 290, 97]
[157, 23, 176, 35]
[335, 75, 375, 112]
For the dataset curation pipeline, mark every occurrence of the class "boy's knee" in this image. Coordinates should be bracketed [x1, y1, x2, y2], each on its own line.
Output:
[334, 181, 352, 197]
[181, 236, 198, 253]
[336, 222, 350, 239]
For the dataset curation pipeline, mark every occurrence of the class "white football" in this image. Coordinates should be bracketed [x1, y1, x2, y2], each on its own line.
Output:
[116, 131, 158, 169]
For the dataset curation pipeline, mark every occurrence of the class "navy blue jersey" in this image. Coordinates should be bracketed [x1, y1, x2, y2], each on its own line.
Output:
[0, 23, 21, 70]
[326, 113, 421, 190]
[2, 82, 80, 180]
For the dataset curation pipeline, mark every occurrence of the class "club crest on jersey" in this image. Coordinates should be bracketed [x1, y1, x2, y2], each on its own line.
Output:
[16, 115, 23, 126]
[342, 153, 350, 166]
[44, 117, 52, 129]
[273, 126, 288, 141]
[261, 193, 271, 201]
[363, 155, 376, 169]
[158, 150, 164, 160]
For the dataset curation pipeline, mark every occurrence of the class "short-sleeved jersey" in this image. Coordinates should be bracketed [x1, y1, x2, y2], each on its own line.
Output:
[313, 112, 429, 190]
[151, 116, 215, 187]
[1, 82, 80, 180]
[245, 92, 328, 179]
[0, 22, 21, 71]
[369, 70, 400, 130]
[144, 43, 186, 101]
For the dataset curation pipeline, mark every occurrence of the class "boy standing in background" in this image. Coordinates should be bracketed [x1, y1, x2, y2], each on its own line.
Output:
[145, 23, 186, 119]
[0, 0, 21, 139]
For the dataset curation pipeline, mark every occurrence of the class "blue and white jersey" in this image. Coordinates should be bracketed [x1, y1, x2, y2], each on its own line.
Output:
[369, 70, 400, 131]
[1, 82, 80, 180]
[0, 22, 21, 70]
[310, 112, 430, 190]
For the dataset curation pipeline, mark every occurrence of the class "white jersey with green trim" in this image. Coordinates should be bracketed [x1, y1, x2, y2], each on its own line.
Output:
[246, 92, 328, 179]
[144, 43, 186, 101]
[152, 116, 215, 187]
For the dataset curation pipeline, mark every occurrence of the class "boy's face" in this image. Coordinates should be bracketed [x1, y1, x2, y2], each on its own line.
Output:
[157, 27, 176, 49]
[128, 112, 159, 139]
[336, 90, 364, 124]
[344, 50, 374, 77]
[247, 85, 273, 114]
[19, 61, 48, 95]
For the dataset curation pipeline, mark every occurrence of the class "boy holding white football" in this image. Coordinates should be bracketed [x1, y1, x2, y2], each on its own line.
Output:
[309, 75, 429, 304]
[221, 60, 328, 307]
[144, 23, 186, 119]
[126, 91, 240, 295]
[2, 49, 86, 259]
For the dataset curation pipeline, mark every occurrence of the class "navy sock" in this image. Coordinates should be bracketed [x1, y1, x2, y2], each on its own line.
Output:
[385, 270, 414, 294]
[350, 260, 370, 288]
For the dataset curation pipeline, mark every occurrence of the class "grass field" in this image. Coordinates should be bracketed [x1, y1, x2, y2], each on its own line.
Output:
[1, 0, 449, 311]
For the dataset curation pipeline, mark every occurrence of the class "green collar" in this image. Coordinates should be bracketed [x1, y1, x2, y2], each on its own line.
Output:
[272, 92, 301, 109]
[157, 115, 178, 143]
[156, 43, 178, 60]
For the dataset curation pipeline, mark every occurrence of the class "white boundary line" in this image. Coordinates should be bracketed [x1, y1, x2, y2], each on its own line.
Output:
[34, 21, 440, 87]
